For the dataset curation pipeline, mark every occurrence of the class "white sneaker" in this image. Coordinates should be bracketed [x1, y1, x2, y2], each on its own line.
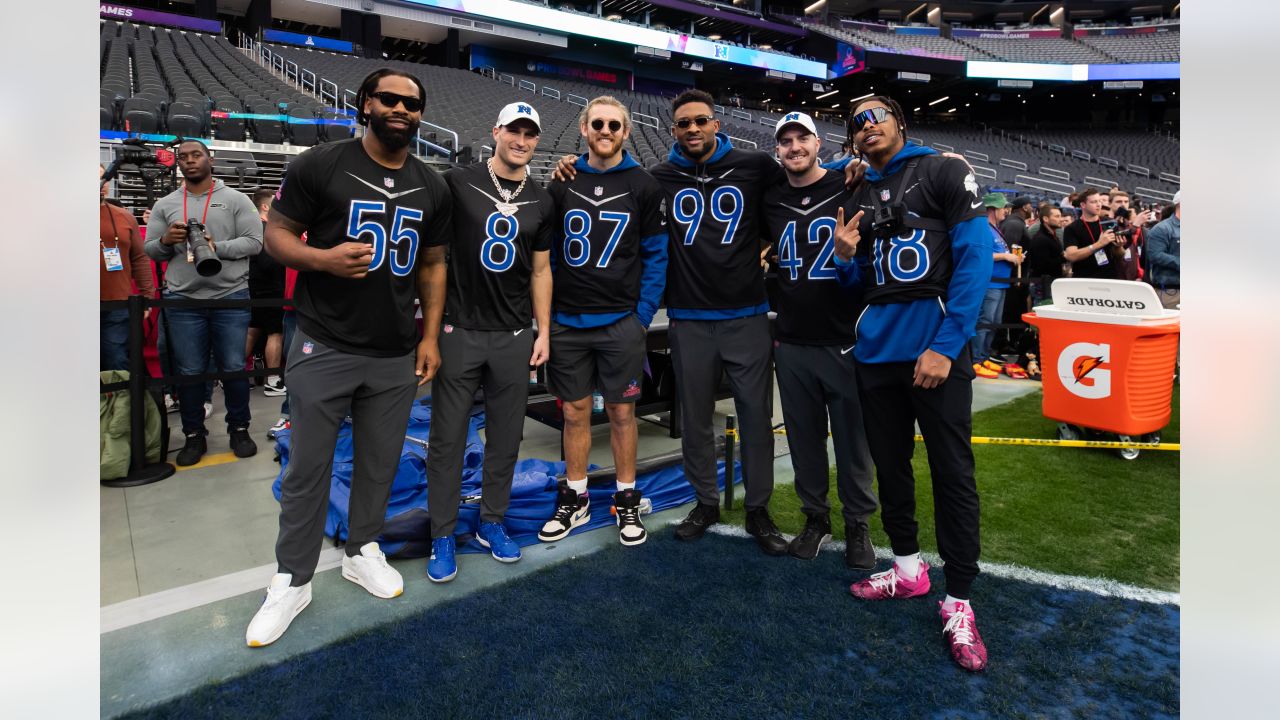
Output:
[263, 376, 287, 397]
[267, 417, 289, 439]
[245, 573, 311, 648]
[341, 542, 404, 599]
[203, 402, 214, 419]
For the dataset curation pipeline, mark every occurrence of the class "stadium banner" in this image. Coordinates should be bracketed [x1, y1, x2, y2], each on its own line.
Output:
[865, 49, 965, 76]
[402, 0, 827, 79]
[841, 20, 892, 34]
[951, 28, 1062, 39]
[1074, 24, 1179, 37]
[263, 30, 353, 54]
[833, 42, 866, 77]
[99, 3, 222, 33]
[470, 45, 631, 89]
[895, 26, 941, 36]
[967, 60, 1180, 81]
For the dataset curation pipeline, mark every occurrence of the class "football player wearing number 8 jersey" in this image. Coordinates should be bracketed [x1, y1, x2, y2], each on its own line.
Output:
[762, 113, 879, 569]
[539, 96, 667, 547]
[249, 69, 453, 647]
[424, 102, 556, 582]
[834, 95, 993, 672]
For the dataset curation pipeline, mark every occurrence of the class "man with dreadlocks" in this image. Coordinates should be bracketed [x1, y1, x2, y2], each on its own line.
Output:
[831, 94, 994, 672]
[247, 68, 453, 647]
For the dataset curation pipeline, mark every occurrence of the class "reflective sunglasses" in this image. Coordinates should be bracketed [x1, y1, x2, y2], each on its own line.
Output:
[590, 118, 623, 132]
[369, 91, 424, 113]
[850, 106, 892, 133]
[673, 115, 714, 130]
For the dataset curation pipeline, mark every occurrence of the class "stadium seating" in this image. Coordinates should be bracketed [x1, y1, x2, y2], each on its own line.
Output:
[1077, 31, 1179, 63]
[806, 23, 993, 60]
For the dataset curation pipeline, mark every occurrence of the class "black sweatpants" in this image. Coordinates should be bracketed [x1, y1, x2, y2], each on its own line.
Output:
[668, 315, 774, 510]
[774, 342, 878, 527]
[426, 325, 533, 538]
[275, 328, 418, 586]
[856, 350, 980, 598]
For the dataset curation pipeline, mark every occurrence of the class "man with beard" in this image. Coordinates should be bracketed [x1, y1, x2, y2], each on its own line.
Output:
[1025, 204, 1069, 305]
[537, 96, 667, 547]
[761, 113, 877, 567]
[1063, 188, 1123, 280]
[145, 139, 262, 465]
[246, 69, 452, 646]
[423, 102, 554, 582]
[834, 96, 993, 672]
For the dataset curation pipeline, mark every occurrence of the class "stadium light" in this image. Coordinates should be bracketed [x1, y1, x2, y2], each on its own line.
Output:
[816, 89, 839, 99]
[848, 92, 874, 103]
[805, 0, 828, 13]
[708, 34, 722, 40]
[928, 96, 950, 106]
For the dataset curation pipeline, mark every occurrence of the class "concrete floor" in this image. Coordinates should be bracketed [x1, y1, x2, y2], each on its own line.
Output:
[99, 367, 1038, 717]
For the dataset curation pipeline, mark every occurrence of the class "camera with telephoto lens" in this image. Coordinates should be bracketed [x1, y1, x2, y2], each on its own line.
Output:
[1110, 207, 1140, 239]
[185, 219, 222, 277]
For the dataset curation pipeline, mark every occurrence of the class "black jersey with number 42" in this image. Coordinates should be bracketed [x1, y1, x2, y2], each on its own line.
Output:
[271, 138, 452, 357]
[762, 170, 858, 345]
[442, 162, 555, 331]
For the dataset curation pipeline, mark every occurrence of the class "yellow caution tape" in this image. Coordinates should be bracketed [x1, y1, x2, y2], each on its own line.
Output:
[769, 427, 1178, 451]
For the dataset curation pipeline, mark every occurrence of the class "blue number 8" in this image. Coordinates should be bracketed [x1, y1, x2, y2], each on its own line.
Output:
[871, 229, 930, 285]
[481, 212, 519, 272]
[563, 210, 591, 267]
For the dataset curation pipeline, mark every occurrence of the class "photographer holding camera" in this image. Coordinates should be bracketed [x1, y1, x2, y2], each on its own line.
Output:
[1063, 187, 1128, 280]
[145, 139, 263, 465]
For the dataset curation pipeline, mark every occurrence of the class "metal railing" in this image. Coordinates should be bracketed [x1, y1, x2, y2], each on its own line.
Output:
[758, 116, 776, 127]
[971, 165, 997, 180]
[285, 60, 299, 88]
[824, 132, 844, 143]
[518, 79, 537, 92]
[319, 79, 338, 107]
[633, 112, 660, 129]
[730, 109, 752, 121]
[1127, 164, 1150, 178]
[999, 158, 1027, 171]
[301, 69, 316, 96]
[541, 86, 561, 100]
[1047, 143, 1067, 154]
[1158, 172, 1180, 185]
[1040, 167, 1071, 181]
[418, 119, 459, 159]
[1015, 174, 1075, 194]
[1070, 150, 1092, 161]
[567, 93, 588, 107]
[1084, 175, 1118, 189]
[964, 150, 990, 162]
[1097, 156, 1120, 168]
[932, 142, 954, 153]
[727, 135, 757, 149]
[341, 88, 358, 115]
[497, 73, 515, 86]
[1135, 186, 1175, 202]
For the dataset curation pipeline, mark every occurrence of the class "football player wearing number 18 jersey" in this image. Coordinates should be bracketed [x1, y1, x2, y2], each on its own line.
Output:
[424, 102, 556, 583]
[539, 96, 667, 547]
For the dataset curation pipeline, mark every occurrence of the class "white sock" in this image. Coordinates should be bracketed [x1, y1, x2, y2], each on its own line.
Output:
[567, 478, 588, 496]
[616, 480, 636, 493]
[894, 553, 922, 579]
[942, 595, 970, 613]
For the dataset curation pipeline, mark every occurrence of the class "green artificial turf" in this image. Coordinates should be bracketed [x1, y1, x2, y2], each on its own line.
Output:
[725, 384, 1180, 591]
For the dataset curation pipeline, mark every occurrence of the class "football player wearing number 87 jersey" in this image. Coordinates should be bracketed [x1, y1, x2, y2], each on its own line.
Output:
[762, 113, 878, 569]
[424, 102, 556, 582]
[539, 96, 667, 547]
[834, 95, 993, 672]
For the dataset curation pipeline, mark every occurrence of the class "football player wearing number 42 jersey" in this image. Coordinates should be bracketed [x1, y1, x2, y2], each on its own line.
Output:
[538, 96, 667, 547]
[423, 102, 556, 583]
[834, 95, 993, 672]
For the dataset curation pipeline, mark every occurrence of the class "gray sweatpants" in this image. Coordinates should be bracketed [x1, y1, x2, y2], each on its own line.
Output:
[427, 325, 533, 538]
[668, 315, 775, 510]
[774, 342, 878, 526]
[275, 328, 417, 586]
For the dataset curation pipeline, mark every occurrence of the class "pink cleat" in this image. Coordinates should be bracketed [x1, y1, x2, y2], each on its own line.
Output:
[848, 561, 931, 600]
[939, 601, 989, 672]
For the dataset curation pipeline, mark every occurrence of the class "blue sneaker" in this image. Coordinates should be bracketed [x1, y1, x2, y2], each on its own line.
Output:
[476, 522, 521, 563]
[427, 536, 457, 583]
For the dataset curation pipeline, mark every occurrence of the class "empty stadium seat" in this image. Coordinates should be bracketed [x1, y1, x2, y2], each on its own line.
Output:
[166, 102, 205, 138]
[286, 106, 320, 147]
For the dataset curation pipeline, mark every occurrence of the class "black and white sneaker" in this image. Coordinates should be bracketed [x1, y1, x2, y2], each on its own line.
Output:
[788, 513, 832, 560]
[613, 488, 647, 546]
[538, 483, 590, 542]
[263, 376, 287, 397]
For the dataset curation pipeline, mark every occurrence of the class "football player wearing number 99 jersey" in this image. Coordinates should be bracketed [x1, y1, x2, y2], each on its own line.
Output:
[834, 95, 993, 672]
[540, 96, 667, 548]
[250, 69, 453, 648]
[762, 113, 878, 570]
[424, 102, 556, 582]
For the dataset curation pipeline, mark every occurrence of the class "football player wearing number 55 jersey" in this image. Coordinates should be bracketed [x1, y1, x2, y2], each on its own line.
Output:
[834, 95, 993, 672]
[424, 102, 556, 583]
[249, 69, 453, 647]
[539, 96, 667, 547]
[762, 113, 878, 570]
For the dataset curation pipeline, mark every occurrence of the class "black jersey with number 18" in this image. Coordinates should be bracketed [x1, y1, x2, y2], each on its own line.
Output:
[271, 138, 452, 357]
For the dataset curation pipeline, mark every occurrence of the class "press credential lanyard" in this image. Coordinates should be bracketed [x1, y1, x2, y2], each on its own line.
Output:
[101, 204, 124, 272]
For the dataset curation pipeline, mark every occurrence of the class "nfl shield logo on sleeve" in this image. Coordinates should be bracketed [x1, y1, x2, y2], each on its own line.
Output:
[384, 177, 395, 189]
[880, 189, 891, 202]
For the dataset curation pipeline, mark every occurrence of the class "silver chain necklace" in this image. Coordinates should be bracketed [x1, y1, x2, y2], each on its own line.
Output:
[487, 158, 528, 217]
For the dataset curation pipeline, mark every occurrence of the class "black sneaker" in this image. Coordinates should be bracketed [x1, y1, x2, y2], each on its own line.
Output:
[745, 507, 788, 556]
[538, 483, 590, 542]
[788, 513, 832, 560]
[176, 432, 207, 466]
[845, 520, 877, 570]
[674, 502, 719, 541]
[613, 488, 647, 546]
[229, 427, 258, 458]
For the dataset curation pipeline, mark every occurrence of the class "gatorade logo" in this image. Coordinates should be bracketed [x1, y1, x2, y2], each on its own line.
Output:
[1059, 342, 1111, 400]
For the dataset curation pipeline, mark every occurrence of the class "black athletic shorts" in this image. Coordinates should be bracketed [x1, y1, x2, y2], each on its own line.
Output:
[250, 306, 284, 334]
[547, 316, 646, 404]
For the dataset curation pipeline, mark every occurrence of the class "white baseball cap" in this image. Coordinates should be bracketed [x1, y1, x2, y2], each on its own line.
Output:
[774, 111, 818, 140]
[495, 102, 541, 131]
[1172, 190, 1180, 205]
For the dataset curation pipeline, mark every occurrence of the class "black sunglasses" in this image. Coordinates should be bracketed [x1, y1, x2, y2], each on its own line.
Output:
[369, 91, 423, 113]
[590, 118, 623, 132]
[850, 106, 892, 133]
[673, 116, 714, 130]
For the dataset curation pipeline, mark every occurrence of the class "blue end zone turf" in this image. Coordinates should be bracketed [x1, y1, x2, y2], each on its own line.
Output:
[122, 533, 1178, 719]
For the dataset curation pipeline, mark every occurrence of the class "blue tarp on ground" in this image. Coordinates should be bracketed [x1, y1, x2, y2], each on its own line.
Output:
[273, 397, 738, 558]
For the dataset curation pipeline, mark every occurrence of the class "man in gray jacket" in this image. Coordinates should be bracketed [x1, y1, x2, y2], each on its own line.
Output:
[146, 139, 263, 465]
[1145, 191, 1180, 309]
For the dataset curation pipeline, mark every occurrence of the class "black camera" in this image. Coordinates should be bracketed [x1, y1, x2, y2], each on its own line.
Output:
[186, 219, 222, 277]
[871, 203, 903, 238]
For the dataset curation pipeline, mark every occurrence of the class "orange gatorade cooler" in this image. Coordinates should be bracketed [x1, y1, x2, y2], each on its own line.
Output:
[1023, 279, 1179, 437]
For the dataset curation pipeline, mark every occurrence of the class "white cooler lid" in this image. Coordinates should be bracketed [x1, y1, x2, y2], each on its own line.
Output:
[1033, 278, 1180, 326]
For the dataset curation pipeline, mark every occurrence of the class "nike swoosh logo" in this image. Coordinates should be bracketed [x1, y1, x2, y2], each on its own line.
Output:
[970, 200, 983, 209]
[718, 168, 735, 179]
[513, 329, 524, 336]
[567, 188, 630, 207]
[345, 172, 425, 200]
[467, 184, 539, 208]
[779, 192, 845, 217]
[840, 345, 855, 355]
